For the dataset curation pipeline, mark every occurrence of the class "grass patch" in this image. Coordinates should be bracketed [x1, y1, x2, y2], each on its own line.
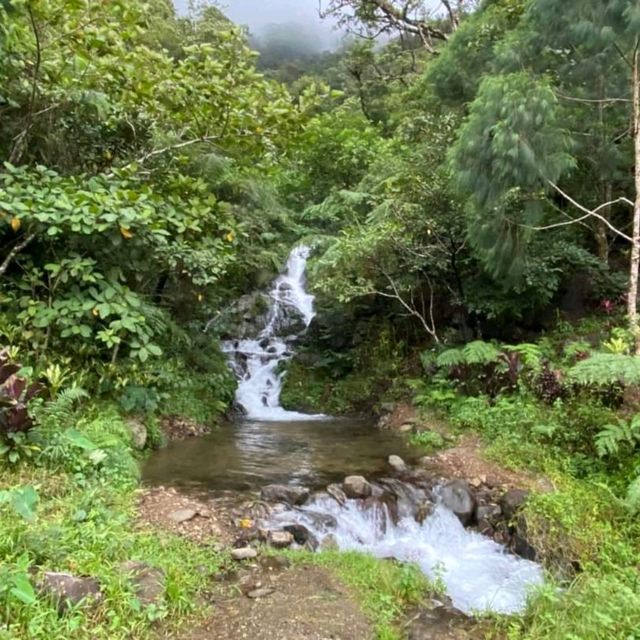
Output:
[0, 405, 221, 640]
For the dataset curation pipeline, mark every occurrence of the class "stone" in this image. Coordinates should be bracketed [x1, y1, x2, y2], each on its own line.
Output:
[326, 483, 347, 505]
[247, 587, 274, 599]
[260, 484, 310, 506]
[343, 475, 373, 499]
[319, 534, 339, 551]
[440, 480, 476, 526]
[120, 561, 165, 606]
[388, 454, 407, 473]
[398, 423, 414, 433]
[284, 524, 319, 550]
[500, 489, 529, 520]
[231, 547, 258, 561]
[268, 530, 294, 549]
[168, 508, 197, 524]
[40, 572, 102, 611]
[380, 402, 396, 414]
[126, 418, 147, 450]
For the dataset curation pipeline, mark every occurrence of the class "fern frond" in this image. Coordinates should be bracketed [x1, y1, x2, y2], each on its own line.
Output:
[462, 340, 501, 365]
[436, 347, 465, 367]
[569, 353, 640, 386]
[625, 475, 640, 514]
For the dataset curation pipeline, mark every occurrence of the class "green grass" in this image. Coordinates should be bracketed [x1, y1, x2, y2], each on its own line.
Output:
[0, 406, 221, 640]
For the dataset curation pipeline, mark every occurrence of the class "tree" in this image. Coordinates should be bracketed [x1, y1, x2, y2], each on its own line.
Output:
[319, 0, 472, 51]
[449, 0, 640, 349]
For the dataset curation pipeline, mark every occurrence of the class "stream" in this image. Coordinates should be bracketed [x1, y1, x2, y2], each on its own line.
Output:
[143, 245, 543, 616]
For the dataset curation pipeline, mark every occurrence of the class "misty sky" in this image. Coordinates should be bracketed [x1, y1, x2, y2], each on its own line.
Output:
[173, 1, 445, 45]
[173, 1, 337, 33]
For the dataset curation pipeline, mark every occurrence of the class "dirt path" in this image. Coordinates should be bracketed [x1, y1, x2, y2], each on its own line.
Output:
[163, 562, 374, 640]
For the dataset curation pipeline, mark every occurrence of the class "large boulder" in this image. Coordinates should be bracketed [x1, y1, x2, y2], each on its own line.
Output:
[120, 561, 165, 606]
[260, 484, 310, 506]
[40, 572, 102, 612]
[440, 480, 476, 526]
[343, 475, 373, 499]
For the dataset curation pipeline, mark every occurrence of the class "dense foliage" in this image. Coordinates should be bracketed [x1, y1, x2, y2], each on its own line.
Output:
[3, 0, 640, 638]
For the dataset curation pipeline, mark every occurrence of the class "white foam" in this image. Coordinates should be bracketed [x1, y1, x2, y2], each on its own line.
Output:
[268, 497, 543, 615]
[222, 246, 325, 421]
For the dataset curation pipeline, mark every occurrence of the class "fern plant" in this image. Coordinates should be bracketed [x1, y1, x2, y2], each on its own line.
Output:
[594, 416, 640, 458]
[625, 474, 640, 514]
[569, 353, 640, 386]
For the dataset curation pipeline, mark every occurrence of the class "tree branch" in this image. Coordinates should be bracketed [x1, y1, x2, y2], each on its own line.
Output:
[0, 233, 37, 278]
[523, 181, 634, 242]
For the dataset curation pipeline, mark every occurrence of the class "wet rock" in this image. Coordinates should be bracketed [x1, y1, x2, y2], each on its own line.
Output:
[247, 587, 275, 599]
[260, 484, 310, 506]
[126, 418, 147, 450]
[501, 489, 529, 520]
[120, 561, 165, 606]
[40, 572, 102, 611]
[231, 547, 258, 561]
[284, 524, 319, 550]
[301, 509, 338, 530]
[168, 508, 197, 524]
[326, 483, 347, 505]
[388, 455, 407, 473]
[415, 501, 435, 524]
[475, 503, 501, 535]
[440, 480, 476, 526]
[343, 475, 372, 499]
[268, 530, 294, 549]
[319, 534, 339, 551]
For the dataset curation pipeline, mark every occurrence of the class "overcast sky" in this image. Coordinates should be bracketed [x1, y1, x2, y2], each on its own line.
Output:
[173, 0, 447, 48]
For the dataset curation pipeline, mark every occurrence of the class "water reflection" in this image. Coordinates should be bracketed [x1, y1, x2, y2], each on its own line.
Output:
[142, 418, 418, 491]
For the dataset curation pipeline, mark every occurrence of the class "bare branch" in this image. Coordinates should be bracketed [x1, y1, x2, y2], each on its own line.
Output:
[523, 181, 634, 242]
[555, 92, 631, 104]
[0, 233, 37, 278]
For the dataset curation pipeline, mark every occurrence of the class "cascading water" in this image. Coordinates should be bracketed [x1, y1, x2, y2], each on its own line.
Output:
[266, 488, 544, 615]
[221, 245, 324, 421]
[217, 244, 543, 616]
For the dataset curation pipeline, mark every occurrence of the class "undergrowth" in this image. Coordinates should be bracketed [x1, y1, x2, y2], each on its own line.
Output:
[0, 405, 220, 640]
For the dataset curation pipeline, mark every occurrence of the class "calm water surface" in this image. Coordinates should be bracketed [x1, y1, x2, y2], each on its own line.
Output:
[142, 418, 419, 491]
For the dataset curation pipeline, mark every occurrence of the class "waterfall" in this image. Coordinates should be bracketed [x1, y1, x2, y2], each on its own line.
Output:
[221, 245, 324, 421]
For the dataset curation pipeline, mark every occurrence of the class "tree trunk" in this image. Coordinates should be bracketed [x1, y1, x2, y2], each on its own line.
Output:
[629, 45, 640, 353]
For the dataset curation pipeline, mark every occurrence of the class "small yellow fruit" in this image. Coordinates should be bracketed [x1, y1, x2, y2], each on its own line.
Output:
[119, 226, 133, 239]
[239, 518, 253, 529]
[225, 231, 235, 242]
[10, 217, 21, 232]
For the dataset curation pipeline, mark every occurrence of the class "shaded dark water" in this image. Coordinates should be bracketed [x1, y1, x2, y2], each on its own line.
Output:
[142, 418, 419, 491]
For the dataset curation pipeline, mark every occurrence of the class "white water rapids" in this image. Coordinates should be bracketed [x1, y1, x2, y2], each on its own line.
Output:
[267, 493, 544, 615]
[220, 245, 544, 616]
